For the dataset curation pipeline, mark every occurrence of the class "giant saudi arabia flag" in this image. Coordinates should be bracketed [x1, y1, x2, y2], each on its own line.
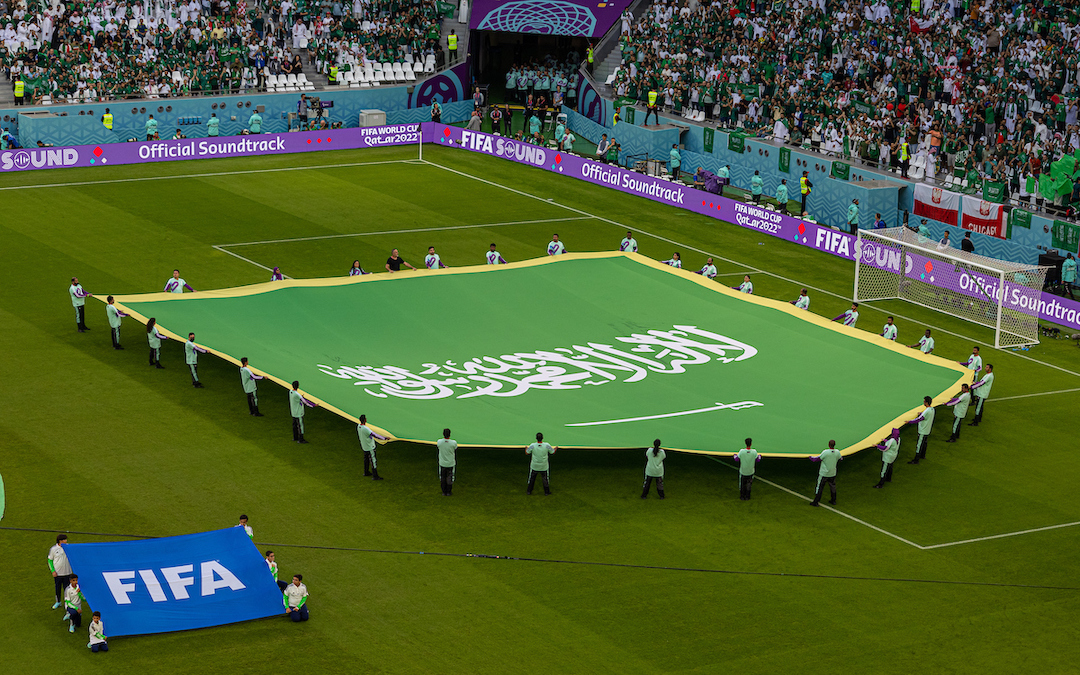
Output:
[111, 253, 971, 456]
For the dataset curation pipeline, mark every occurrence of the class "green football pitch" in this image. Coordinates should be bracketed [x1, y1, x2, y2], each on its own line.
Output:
[3, 143, 1079, 673]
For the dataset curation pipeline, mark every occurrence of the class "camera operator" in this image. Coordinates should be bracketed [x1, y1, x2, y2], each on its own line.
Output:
[298, 94, 308, 130]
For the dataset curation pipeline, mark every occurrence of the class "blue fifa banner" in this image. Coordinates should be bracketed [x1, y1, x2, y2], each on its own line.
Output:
[63, 527, 284, 636]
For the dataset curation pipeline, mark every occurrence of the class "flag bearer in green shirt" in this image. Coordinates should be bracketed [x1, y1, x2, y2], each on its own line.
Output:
[69, 277, 92, 332]
[146, 318, 167, 369]
[734, 438, 760, 500]
[873, 428, 900, 488]
[641, 438, 666, 499]
[289, 381, 317, 444]
[106, 295, 127, 350]
[944, 384, 972, 443]
[526, 432, 558, 495]
[358, 414, 388, 479]
[906, 396, 936, 464]
[185, 333, 207, 388]
[437, 428, 458, 496]
[969, 364, 994, 426]
[809, 440, 841, 506]
[240, 357, 264, 416]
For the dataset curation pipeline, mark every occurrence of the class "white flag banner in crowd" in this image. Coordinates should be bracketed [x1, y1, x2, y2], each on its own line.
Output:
[913, 184, 961, 225]
[961, 197, 1006, 239]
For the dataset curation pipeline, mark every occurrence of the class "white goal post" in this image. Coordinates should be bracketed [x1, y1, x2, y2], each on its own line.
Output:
[854, 227, 1050, 349]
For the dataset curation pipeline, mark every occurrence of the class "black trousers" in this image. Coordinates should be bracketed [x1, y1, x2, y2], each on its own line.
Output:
[66, 608, 82, 628]
[75, 305, 86, 330]
[950, 415, 962, 440]
[739, 474, 754, 500]
[880, 461, 894, 481]
[54, 574, 72, 603]
[527, 469, 550, 494]
[247, 392, 260, 415]
[440, 466, 455, 495]
[915, 434, 929, 460]
[641, 475, 665, 498]
[813, 475, 836, 504]
[644, 107, 659, 125]
[901, 158, 909, 177]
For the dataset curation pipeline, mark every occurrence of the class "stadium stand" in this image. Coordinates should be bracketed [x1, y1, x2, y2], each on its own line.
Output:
[0, 0, 447, 102]
[604, 0, 1080, 207]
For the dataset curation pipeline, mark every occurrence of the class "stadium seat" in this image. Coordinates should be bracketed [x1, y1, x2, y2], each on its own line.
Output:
[405, 68, 416, 82]
[413, 61, 425, 73]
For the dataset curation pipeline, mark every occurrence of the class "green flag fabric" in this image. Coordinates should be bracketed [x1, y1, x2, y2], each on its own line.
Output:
[110, 254, 970, 456]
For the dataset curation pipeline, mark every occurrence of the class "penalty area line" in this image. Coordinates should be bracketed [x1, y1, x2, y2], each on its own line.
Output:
[921, 521, 1080, 550]
[707, 457, 926, 550]
[990, 387, 1080, 402]
[212, 245, 290, 277]
[421, 158, 1080, 380]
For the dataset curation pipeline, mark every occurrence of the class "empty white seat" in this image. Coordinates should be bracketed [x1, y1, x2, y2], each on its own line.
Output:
[287, 73, 298, 84]
[297, 72, 308, 83]
[405, 69, 417, 82]
[423, 60, 435, 73]
[413, 61, 424, 72]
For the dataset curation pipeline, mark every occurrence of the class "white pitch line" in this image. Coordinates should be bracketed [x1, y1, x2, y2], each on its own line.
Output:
[990, 387, 1080, 402]
[0, 158, 420, 191]
[212, 245, 288, 276]
[921, 521, 1080, 550]
[707, 457, 926, 549]
[217, 216, 593, 248]
[422, 157, 1080, 380]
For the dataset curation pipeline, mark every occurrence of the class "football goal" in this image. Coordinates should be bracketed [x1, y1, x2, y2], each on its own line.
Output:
[854, 227, 1049, 348]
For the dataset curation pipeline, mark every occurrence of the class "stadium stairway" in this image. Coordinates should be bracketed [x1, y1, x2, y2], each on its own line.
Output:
[589, 0, 650, 98]
[440, 12, 470, 72]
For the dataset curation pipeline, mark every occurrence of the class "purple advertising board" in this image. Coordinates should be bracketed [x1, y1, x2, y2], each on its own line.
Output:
[0, 124, 420, 173]
[424, 123, 1080, 334]
[469, 0, 632, 37]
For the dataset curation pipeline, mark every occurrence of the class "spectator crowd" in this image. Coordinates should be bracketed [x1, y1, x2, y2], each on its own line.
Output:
[1, 0, 446, 102]
[614, 0, 1080, 199]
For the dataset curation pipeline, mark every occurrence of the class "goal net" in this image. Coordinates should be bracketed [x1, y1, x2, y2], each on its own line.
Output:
[854, 227, 1049, 349]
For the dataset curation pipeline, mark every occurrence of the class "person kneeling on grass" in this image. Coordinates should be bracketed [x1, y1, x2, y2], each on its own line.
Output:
[284, 574, 309, 621]
[88, 611, 108, 652]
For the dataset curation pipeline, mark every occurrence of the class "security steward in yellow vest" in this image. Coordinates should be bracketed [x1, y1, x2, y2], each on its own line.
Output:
[586, 44, 594, 74]
[448, 30, 458, 65]
[899, 139, 911, 178]
[101, 108, 113, 129]
[799, 172, 812, 214]
[13, 77, 25, 106]
[645, 89, 659, 126]
[800, 171, 813, 215]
